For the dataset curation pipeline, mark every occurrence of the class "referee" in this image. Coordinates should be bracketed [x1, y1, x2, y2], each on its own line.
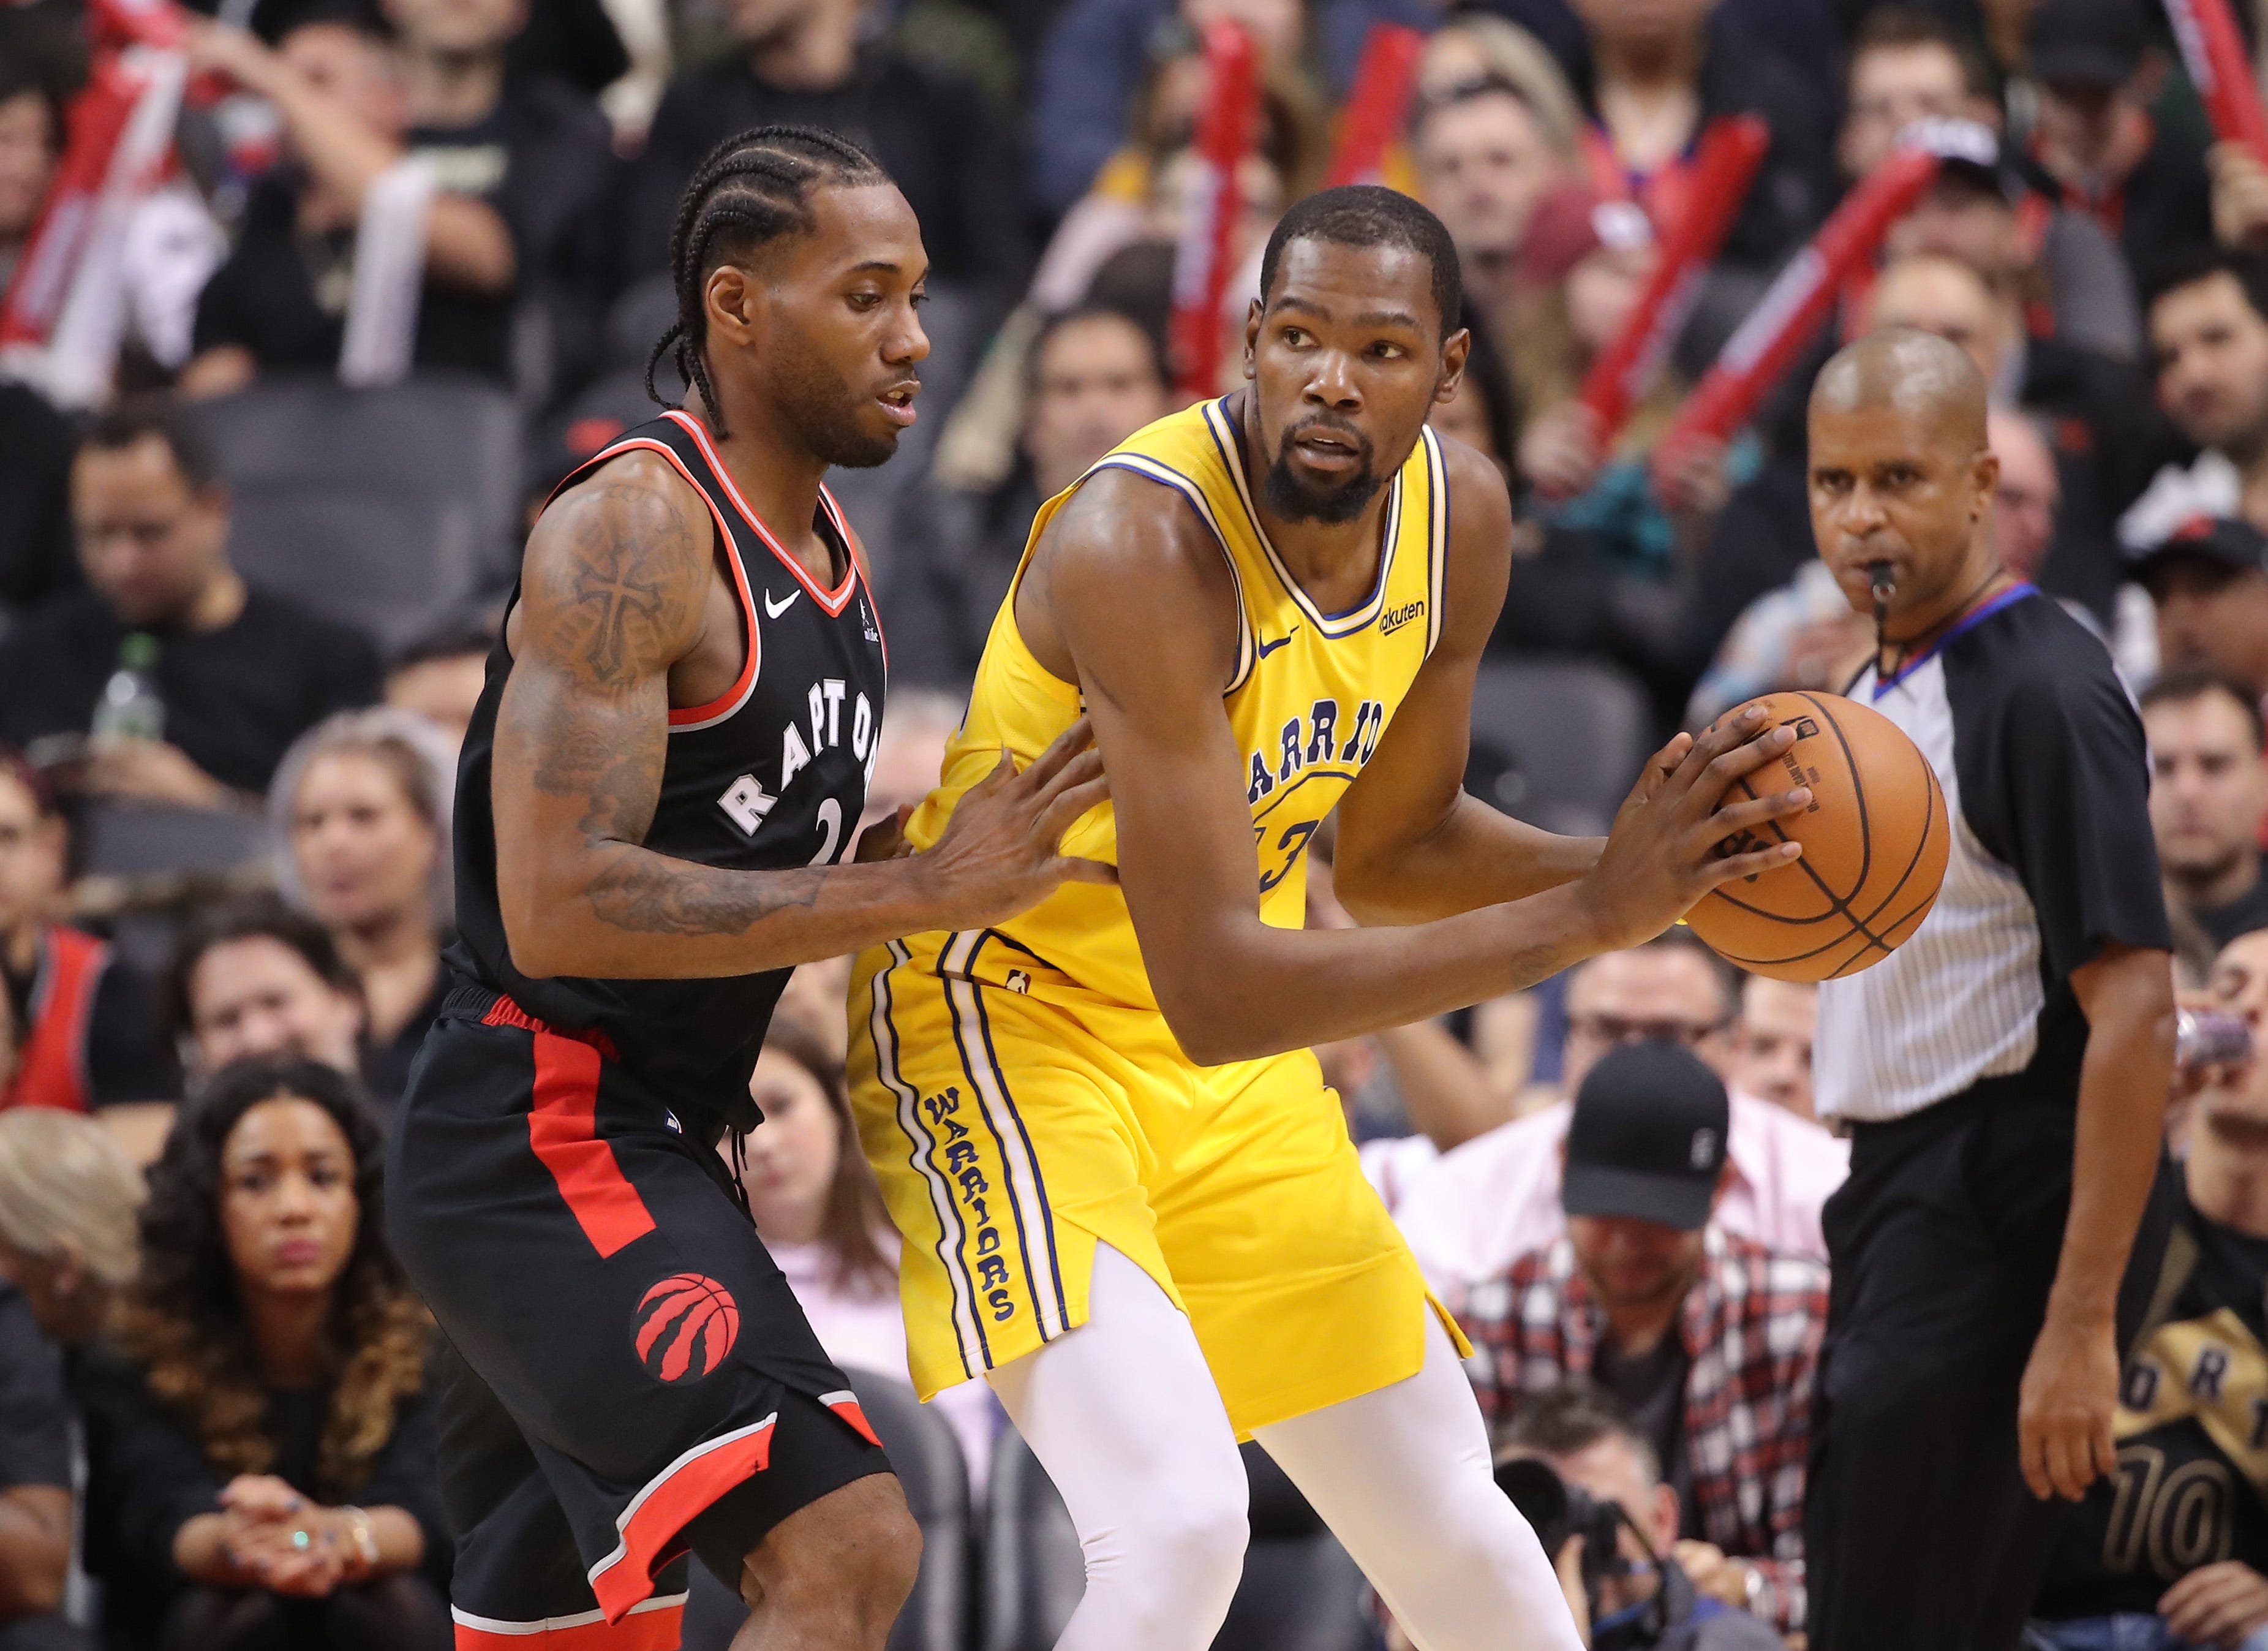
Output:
[1802, 330, 2178, 1649]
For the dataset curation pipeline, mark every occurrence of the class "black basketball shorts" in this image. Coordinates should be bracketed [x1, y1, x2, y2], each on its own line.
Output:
[387, 986, 892, 1648]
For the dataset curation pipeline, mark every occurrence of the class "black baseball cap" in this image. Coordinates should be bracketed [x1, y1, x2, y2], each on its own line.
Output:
[1899, 117, 2024, 205]
[2130, 515, 2268, 594]
[2025, 0, 2147, 90]
[1561, 1041, 1730, 1233]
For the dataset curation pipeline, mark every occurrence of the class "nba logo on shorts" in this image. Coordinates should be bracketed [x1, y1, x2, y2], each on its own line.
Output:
[1006, 969, 1031, 994]
[633, 1274, 740, 1383]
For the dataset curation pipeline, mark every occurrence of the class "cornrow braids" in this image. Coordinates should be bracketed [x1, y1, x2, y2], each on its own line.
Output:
[646, 125, 889, 439]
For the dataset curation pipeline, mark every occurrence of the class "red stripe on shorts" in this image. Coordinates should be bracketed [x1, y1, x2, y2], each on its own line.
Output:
[589, 1418, 777, 1623]
[518, 1019, 655, 1259]
[452, 1597, 684, 1648]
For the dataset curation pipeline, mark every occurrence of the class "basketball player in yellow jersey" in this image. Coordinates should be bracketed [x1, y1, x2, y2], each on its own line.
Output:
[846, 188, 1810, 1650]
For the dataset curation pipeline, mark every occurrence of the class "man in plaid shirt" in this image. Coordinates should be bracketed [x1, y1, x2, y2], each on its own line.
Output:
[1461, 1041, 1828, 1634]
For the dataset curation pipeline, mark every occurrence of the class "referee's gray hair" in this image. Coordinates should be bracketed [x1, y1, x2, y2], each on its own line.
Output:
[0, 1111, 143, 1288]
[268, 706, 456, 923]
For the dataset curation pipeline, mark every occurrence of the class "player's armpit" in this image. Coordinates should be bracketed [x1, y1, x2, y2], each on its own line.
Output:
[1333, 437, 1600, 924]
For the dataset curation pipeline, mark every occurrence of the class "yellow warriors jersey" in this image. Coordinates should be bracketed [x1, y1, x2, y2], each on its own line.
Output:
[904, 396, 1450, 1010]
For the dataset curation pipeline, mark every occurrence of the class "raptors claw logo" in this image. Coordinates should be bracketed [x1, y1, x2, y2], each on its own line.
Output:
[632, 1274, 740, 1383]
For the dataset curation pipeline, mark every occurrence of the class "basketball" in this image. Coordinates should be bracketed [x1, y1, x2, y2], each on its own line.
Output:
[1681, 691, 1951, 983]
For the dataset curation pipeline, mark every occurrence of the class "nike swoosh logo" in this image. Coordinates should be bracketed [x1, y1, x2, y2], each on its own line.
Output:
[763, 589, 801, 619]
[1255, 628, 1299, 658]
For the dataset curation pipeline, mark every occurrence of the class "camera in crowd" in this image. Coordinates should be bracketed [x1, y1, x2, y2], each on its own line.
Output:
[1496, 1453, 1633, 1592]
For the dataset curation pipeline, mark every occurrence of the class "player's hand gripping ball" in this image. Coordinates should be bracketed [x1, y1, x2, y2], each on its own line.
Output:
[1682, 692, 1950, 982]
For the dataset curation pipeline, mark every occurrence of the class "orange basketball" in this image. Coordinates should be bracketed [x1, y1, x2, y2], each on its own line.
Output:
[1681, 691, 1951, 983]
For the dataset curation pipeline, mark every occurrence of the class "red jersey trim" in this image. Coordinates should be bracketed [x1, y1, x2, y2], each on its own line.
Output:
[451, 1593, 686, 1648]
[3, 927, 104, 1113]
[662, 411, 860, 617]
[562, 436, 763, 733]
[587, 1415, 777, 1622]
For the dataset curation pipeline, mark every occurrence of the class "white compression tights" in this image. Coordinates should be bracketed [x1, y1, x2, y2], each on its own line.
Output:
[985, 1244, 1583, 1651]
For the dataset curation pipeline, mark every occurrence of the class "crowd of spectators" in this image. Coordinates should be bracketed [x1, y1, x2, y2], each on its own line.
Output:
[0, 0, 2266, 1644]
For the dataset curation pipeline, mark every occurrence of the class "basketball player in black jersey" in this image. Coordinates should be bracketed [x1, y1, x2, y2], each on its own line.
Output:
[386, 128, 1110, 1651]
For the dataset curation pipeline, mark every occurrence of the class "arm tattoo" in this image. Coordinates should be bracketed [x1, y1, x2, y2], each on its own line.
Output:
[586, 855, 831, 935]
[513, 469, 840, 942]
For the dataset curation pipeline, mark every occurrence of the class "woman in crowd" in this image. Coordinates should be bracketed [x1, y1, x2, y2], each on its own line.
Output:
[105, 1057, 445, 1651]
[271, 711, 453, 1106]
[742, 1015, 1000, 1492]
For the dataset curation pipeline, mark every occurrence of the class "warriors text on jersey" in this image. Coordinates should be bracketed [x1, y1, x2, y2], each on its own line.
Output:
[448, 409, 887, 1136]
[847, 398, 1468, 1435]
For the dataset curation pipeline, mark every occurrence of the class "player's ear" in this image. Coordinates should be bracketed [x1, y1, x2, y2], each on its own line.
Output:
[704, 265, 760, 351]
[1243, 298, 1264, 380]
[1434, 327, 1471, 405]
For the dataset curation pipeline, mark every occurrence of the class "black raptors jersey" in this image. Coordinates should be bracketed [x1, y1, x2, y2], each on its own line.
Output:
[446, 410, 887, 1135]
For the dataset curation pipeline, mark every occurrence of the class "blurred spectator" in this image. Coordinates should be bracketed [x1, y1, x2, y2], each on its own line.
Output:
[893, 304, 1169, 684]
[181, 9, 521, 393]
[1023, 39, 1322, 317]
[0, 749, 173, 1114]
[270, 711, 452, 1107]
[0, 66, 76, 620]
[0, 402, 381, 806]
[1513, 184, 1749, 573]
[1465, 1042, 1822, 1632]
[1836, 6, 1995, 184]
[1568, 0, 1833, 273]
[0, 1108, 144, 1348]
[739, 1016, 1001, 1490]
[1411, 70, 1576, 346]
[2123, 250, 2268, 554]
[1494, 1383, 1784, 1651]
[379, 0, 619, 399]
[105, 1057, 445, 1651]
[628, 0, 1024, 305]
[2131, 518, 2268, 705]
[0, 1265, 77, 1649]
[2016, 0, 2212, 281]
[0, 1110, 143, 1651]
[1876, 116, 2141, 365]
[1392, 933, 1848, 1297]
[1865, 246, 2165, 618]
[162, 894, 366, 1087]
[381, 616, 493, 763]
[2142, 671, 2268, 951]
[1028, 0, 1414, 218]
[0, 384, 75, 623]
[1726, 977, 1815, 1122]
[0, 53, 56, 309]
[1415, 12, 1584, 148]
[2030, 923, 2268, 1650]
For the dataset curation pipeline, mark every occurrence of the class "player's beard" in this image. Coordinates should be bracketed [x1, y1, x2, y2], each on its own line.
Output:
[770, 336, 909, 470]
[1262, 418, 1385, 524]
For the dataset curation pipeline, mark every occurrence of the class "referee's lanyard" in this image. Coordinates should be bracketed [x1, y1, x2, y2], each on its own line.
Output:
[1871, 577, 2032, 699]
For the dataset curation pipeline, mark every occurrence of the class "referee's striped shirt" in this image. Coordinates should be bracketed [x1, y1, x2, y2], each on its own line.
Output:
[1815, 586, 2171, 1124]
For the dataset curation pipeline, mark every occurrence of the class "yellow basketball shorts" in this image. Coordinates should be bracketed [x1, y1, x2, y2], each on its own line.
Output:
[846, 931, 1467, 1437]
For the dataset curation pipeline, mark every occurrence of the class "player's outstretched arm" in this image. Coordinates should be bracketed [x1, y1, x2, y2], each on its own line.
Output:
[1334, 439, 1601, 926]
[1037, 474, 1812, 1065]
[492, 456, 1110, 981]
